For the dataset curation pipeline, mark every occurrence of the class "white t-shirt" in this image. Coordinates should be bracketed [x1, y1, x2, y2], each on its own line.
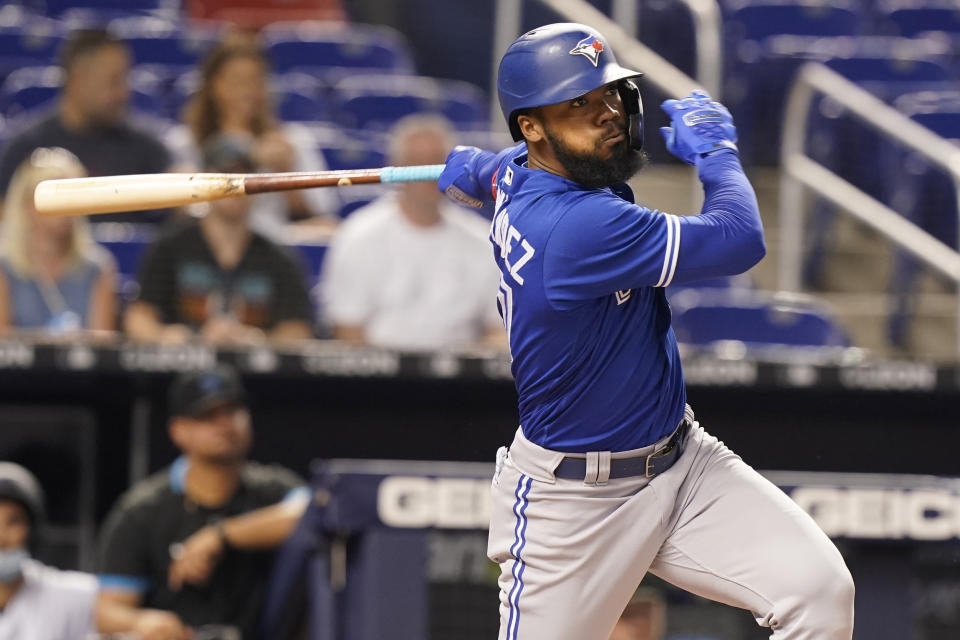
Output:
[322, 192, 502, 350]
[164, 122, 338, 240]
[0, 559, 97, 640]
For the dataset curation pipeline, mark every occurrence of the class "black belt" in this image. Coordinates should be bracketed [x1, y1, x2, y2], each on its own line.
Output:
[553, 420, 692, 481]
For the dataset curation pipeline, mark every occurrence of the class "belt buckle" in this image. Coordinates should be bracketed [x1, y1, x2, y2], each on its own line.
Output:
[644, 454, 655, 478]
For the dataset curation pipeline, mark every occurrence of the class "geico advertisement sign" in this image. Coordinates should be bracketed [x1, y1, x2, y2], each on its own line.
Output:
[790, 487, 960, 540]
[377, 477, 490, 529]
[377, 476, 960, 540]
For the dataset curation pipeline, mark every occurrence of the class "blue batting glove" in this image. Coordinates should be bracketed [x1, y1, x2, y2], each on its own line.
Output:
[659, 90, 738, 166]
[438, 145, 485, 209]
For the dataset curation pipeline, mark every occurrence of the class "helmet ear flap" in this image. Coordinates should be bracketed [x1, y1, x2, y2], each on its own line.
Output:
[618, 79, 644, 151]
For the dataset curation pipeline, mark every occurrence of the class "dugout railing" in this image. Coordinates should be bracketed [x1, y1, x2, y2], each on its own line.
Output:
[779, 62, 960, 357]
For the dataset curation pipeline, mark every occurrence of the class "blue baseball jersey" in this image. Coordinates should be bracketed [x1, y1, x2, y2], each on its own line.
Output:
[455, 144, 764, 453]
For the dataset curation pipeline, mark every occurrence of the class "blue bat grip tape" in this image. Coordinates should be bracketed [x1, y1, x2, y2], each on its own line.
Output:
[380, 164, 445, 183]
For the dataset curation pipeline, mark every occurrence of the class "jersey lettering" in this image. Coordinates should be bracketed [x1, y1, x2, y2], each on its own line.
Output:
[491, 193, 536, 286]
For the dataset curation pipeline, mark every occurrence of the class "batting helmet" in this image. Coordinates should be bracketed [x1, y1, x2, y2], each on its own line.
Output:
[497, 23, 645, 149]
[0, 463, 45, 552]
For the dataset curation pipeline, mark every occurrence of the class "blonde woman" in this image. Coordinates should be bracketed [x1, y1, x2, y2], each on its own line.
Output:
[0, 147, 117, 333]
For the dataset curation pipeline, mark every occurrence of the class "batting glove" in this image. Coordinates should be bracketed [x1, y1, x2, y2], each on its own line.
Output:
[438, 145, 485, 209]
[659, 90, 738, 166]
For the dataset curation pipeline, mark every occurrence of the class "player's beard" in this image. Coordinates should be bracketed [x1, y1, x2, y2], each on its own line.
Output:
[544, 126, 647, 187]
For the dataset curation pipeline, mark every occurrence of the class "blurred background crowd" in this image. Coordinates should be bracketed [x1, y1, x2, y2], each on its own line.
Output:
[0, 0, 958, 639]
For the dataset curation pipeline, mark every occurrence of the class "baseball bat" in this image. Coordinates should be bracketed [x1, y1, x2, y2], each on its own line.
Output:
[33, 165, 447, 217]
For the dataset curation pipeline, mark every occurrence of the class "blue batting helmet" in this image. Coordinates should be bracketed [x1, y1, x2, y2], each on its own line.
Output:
[497, 23, 644, 147]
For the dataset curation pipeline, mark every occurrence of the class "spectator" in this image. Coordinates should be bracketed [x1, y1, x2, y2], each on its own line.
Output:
[609, 588, 666, 640]
[123, 134, 314, 346]
[0, 29, 171, 223]
[165, 34, 337, 239]
[0, 462, 98, 639]
[0, 147, 117, 334]
[321, 115, 503, 350]
[96, 365, 310, 640]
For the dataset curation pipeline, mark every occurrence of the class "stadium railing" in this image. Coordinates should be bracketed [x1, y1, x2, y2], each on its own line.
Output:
[778, 62, 960, 357]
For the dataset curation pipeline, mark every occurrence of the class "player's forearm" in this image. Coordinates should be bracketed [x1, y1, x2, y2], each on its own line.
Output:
[694, 151, 766, 272]
[218, 496, 308, 549]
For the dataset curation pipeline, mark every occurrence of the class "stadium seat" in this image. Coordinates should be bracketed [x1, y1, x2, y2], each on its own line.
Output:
[106, 15, 222, 67]
[261, 21, 415, 75]
[0, 20, 62, 85]
[730, 33, 955, 165]
[317, 140, 385, 172]
[669, 290, 850, 348]
[333, 74, 488, 131]
[29, 0, 178, 16]
[273, 72, 332, 123]
[725, 0, 862, 42]
[879, 1, 960, 37]
[0, 65, 165, 121]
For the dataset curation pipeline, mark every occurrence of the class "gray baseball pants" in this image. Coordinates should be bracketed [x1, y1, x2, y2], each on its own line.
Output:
[487, 409, 855, 640]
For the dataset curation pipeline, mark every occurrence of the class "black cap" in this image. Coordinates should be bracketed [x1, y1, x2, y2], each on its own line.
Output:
[0, 463, 44, 525]
[168, 365, 246, 418]
[201, 134, 257, 173]
[0, 462, 45, 553]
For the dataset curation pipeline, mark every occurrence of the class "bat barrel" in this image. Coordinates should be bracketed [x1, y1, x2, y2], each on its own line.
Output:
[34, 173, 246, 216]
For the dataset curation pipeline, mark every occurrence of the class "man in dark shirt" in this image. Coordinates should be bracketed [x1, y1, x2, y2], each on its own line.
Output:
[124, 135, 314, 345]
[0, 29, 171, 222]
[96, 365, 310, 640]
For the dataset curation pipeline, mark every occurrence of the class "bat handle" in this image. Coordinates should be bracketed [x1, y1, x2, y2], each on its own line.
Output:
[379, 164, 446, 183]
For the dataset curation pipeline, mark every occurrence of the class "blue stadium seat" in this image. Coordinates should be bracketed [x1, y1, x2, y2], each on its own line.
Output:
[261, 21, 415, 75]
[725, 0, 861, 42]
[58, 7, 163, 28]
[107, 15, 221, 67]
[32, 0, 178, 17]
[0, 20, 62, 85]
[317, 141, 385, 172]
[333, 74, 488, 131]
[273, 72, 331, 123]
[880, 1, 960, 37]
[0, 65, 165, 121]
[670, 290, 850, 348]
[729, 33, 956, 165]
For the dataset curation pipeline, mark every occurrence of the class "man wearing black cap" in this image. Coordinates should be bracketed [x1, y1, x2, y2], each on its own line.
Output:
[124, 134, 314, 346]
[0, 462, 98, 639]
[96, 365, 308, 640]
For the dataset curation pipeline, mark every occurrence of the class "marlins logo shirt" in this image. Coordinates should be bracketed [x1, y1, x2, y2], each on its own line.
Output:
[456, 144, 764, 452]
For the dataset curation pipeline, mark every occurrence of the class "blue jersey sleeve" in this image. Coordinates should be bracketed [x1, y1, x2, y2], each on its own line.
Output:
[542, 151, 764, 308]
[672, 151, 766, 284]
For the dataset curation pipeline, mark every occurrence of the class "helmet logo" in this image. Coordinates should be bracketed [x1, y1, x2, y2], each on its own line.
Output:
[569, 36, 604, 67]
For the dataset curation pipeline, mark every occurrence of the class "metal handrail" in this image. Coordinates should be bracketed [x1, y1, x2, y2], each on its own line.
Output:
[778, 62, 960, 355]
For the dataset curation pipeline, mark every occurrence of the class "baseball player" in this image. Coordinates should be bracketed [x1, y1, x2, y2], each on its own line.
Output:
[437, 23, 855, 640]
